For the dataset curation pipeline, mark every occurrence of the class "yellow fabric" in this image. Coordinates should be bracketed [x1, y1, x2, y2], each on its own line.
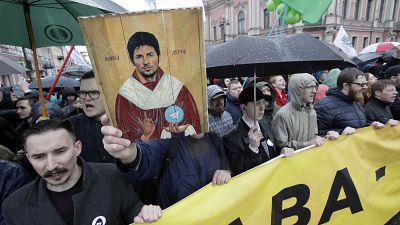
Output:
[141, 126, 400, 225]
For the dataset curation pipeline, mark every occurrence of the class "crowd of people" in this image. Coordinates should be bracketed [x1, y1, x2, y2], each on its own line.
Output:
[1, 51, 399, 224]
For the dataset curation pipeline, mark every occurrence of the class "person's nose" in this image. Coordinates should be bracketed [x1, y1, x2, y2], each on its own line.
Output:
[143, 56, 149, 65]
[46, 155, 57, 171]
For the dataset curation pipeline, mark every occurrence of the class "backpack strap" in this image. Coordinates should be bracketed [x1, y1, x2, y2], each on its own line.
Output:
[162, 134, 181, 173]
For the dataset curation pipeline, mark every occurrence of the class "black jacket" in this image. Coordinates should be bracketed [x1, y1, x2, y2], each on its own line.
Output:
[2, 158, 143, 225]
[225, 93, 242, 124]
[315, 89, 367, 135]
[68, 114, 114, 163]
[364, 97, 393, 124]
[223, 118, 278, 176]
[390, 88, 400, 120]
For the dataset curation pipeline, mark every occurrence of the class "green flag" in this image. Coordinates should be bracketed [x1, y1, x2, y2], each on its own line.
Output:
[282, 0, 333, 23]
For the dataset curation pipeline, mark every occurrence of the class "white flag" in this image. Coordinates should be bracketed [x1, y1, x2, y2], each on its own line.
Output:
[333, 26, 358, 57]
[65, 46, 89, 65]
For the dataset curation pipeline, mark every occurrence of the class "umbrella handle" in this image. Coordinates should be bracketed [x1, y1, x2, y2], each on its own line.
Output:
[24, 4, 48, 117]
[46, 45, 75, 101]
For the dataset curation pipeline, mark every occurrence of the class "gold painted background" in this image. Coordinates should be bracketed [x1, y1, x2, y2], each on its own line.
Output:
[79, 8, 208, 131]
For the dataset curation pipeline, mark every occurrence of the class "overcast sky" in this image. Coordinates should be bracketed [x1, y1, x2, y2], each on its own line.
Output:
[111, 0, 203, 11]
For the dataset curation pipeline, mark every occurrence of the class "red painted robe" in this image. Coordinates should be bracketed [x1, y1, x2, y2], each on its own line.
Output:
[116, 68, 201, 142]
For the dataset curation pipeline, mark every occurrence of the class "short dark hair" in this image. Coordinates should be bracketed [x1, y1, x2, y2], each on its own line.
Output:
[16, 95, 38, 106]
[81, 70, 95, 80]
[127, 32, 160, 62]
[337, 68, 365, 90]
[22, 119, 76, 149]
[371, 79, 396, 97]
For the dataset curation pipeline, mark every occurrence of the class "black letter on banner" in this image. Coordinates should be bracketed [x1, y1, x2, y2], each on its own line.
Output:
[318, 168, 363, 224]
[229, 218, 243, 225]
[271, 184, 311, 225]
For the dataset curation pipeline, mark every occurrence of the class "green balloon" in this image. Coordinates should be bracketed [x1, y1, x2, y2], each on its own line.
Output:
[266, 0, 276, 12]
[286, 9, 300, 24]
[276, 3, 286, 16]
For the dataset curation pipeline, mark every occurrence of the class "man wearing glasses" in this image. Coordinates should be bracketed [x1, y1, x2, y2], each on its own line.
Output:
[68, 71, 114, 163]
[315, 68, 384, 136]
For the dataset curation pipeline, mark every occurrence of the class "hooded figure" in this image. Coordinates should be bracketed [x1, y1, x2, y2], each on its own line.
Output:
[272, 73, 320, 150]
[207, 85, 234, 137]
[323, 68, 341, 88]
[256, 81, 279, 124]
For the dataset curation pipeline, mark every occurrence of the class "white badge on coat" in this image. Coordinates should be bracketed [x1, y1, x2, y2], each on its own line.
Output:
[92, 216, 106, 225]
[267, 139, 274, 147]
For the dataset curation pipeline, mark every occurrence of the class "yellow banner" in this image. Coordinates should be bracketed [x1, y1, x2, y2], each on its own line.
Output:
[149, 126, 400, 225]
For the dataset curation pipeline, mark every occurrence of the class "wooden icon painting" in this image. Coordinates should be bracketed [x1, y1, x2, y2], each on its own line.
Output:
[79, 8, 207, 142]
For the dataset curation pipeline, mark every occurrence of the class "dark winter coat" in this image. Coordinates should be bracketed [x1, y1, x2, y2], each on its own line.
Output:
[225, 93, 242, 124]
[390, 88, 400, 120]
[0, 160, 31, 225]
[2, 158, 143, 225]
[68, 113, 115, 163]
[364, 97, 393, 124]
[118, 133, 229, 209]
[223, 119, 278, 176]
[315, 89, 367, 135]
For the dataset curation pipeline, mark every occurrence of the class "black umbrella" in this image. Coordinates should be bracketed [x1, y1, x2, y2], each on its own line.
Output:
[29, 76, 80, 89]
[0, 55, 28, 75]
[205, 33, 356, 78]
[62, 64, 92, 78]
[352, 53, 382, 67]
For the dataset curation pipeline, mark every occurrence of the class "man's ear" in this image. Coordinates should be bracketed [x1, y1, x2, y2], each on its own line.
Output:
[74, 140, 82, 156]
[240, 104, 247, 112]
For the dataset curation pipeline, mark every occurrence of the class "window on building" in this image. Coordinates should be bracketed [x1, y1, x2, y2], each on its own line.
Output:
[352, 37, 358, 49]
[394, 0, 399, 19]
[342, 0, 348, 18]
[366, 0, 373, 21]
[213, 26, 217, 41]
[375, 37, 381, 43]
[379, 0, 385, 21]
[354, 0, 360, 20]
[363, 37, 369, 48]
[264, 9, 270, 29]
[238, 11, 245, 34]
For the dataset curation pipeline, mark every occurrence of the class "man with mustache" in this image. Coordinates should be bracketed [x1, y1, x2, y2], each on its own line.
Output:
[272, 73, 339, 150]
[207, 85, 234, 137]
[2, 119, 162, 225]
[315, 68, 384, 136]
[116, 31, 201, 142]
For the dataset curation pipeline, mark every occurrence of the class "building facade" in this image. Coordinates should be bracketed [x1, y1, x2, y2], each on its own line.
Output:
[204, 0, 400, 53]
[0, 45, 81, 87]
